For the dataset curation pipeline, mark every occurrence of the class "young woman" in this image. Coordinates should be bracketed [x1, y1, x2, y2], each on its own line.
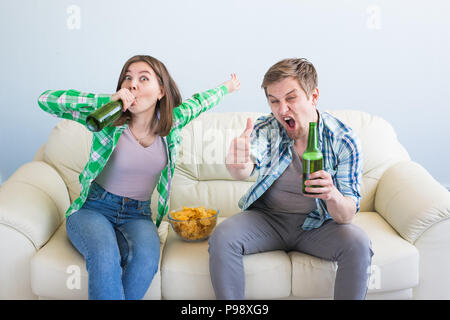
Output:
[38, 55, 240, 300]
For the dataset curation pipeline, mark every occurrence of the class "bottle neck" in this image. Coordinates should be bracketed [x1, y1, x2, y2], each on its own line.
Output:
[306, 122, 319, 152]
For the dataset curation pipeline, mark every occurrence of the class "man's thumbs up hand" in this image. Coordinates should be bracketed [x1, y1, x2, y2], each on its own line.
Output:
[226, 117, 254, 169]
[240, 117, 253, 138]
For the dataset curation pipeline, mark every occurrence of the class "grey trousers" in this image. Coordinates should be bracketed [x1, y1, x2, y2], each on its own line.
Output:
[208, 209, 374, 300]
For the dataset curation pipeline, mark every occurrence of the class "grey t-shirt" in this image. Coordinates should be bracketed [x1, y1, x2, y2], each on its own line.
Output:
[250, 146, 317, 214]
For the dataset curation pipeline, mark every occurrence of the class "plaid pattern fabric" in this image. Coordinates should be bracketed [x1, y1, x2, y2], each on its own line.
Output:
[239, 110, 363, 230]
[38, 85, 228, 228]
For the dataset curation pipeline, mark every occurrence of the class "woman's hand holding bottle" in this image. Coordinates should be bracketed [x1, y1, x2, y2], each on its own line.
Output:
[111, 88, 136, 112]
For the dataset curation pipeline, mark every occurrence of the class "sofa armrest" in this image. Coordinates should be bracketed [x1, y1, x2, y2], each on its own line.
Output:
[0, 161, 71, 250]
[33, 143, 46, 161]
[374, 160, 450, 244]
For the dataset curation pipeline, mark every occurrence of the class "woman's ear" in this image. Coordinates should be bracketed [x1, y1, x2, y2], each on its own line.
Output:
[158, 88, 165, 101]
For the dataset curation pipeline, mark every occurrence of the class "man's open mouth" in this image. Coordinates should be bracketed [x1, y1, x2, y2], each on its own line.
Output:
[283, 116, 296, 129]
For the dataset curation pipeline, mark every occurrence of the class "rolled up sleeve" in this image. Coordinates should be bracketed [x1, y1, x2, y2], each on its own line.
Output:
[335, 133, 363, 213]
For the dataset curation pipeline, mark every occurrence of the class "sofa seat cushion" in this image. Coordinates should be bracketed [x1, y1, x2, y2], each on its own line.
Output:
[30, 221, 169, 300]
[161, 218, 292, 299]
[290, 211, 419, 298]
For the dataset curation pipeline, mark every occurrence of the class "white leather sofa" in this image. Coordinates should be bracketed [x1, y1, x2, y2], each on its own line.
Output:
[1, 110, 449, 300]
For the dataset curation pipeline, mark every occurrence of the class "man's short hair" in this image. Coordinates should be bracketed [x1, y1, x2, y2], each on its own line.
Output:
[261, 58, 318, 98]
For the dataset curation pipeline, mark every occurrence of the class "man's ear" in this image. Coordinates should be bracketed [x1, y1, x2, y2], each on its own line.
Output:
[312, 87, 319, 106]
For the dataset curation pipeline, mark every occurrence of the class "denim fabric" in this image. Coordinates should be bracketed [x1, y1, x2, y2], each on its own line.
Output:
[66, 182, 160, 300]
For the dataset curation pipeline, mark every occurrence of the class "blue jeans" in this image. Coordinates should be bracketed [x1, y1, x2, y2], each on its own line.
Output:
[66, 182, 160, 300]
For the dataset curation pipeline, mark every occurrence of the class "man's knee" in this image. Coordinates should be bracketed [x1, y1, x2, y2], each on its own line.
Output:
[337, 224, 373, 261]
[209, 221, 231, 249]
[208, 218, 241, 254]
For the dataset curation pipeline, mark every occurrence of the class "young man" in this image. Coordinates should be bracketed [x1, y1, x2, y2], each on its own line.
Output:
[208, 58, 373, 300]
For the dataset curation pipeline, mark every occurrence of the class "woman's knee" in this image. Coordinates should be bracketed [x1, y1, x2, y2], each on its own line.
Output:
[66, 211, 120, 266]
[135, 244, 160, 268]
[125, 225, 160, 270]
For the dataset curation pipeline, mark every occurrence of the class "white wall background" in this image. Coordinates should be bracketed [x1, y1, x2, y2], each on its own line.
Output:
[0, 0, 449, 188]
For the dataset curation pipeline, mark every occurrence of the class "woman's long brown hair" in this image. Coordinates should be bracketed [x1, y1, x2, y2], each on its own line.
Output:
[113, 55, 182, 136]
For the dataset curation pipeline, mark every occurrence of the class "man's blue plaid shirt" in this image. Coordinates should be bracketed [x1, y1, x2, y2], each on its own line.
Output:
[238, 110, 363, 230]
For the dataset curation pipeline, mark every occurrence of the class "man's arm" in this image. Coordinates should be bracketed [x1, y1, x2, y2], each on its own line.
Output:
[304, 132, 363, 224]
[325, 186, 357, 224]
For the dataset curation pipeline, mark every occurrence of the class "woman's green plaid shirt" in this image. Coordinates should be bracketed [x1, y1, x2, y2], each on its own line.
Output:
[38, 85, 229, 227]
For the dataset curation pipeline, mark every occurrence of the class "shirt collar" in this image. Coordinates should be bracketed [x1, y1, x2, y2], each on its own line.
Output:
[317, 108, 324, 148]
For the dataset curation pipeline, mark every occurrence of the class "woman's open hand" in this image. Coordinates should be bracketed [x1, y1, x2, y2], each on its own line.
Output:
[223, 73, 240, 94]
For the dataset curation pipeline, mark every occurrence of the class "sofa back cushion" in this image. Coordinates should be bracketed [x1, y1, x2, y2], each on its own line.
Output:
[170, 112, 261, 218]
[43, 120, 93, 203]
[327, 110, 410, 211]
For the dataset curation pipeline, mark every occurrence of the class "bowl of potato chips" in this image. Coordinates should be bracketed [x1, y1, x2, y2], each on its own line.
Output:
[168, 206, 219, 242]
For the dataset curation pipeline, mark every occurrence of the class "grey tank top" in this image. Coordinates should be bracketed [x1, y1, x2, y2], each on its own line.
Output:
[250, 146, 317, 214]
[94, 126, 167, 201]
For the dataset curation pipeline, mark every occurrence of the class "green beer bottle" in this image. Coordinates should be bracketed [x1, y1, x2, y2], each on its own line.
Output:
[86, 100, 123, 132]
[302, 122, 323, 194]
